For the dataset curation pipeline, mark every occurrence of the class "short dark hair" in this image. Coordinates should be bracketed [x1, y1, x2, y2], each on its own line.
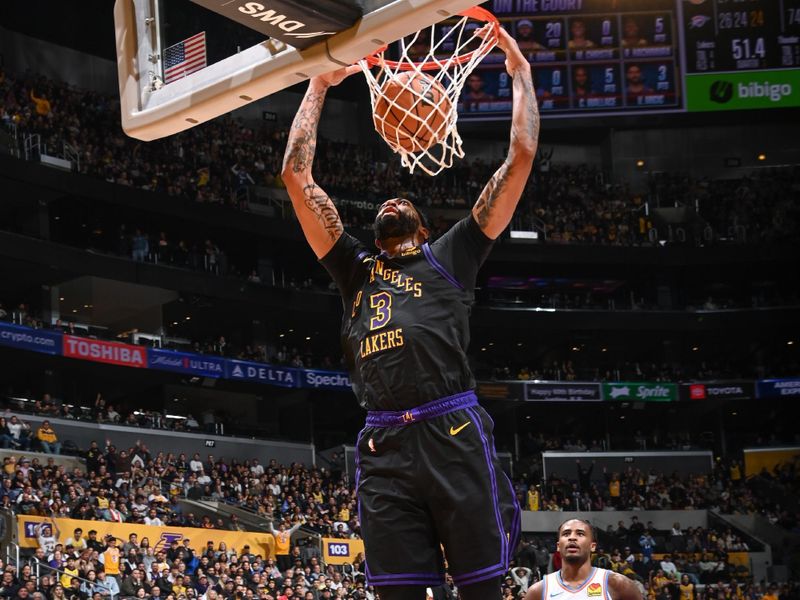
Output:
[557, 518, 596, 541]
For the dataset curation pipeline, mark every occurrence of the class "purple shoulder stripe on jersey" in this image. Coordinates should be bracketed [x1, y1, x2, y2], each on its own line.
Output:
[604, 568, 612, 600]
[421, 242, 464, 290]
[365, 390, 477, 428]
[356, 250, 371, 263]
[466, 406, 507, 570]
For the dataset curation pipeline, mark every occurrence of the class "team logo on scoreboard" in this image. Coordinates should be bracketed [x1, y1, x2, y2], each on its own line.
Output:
[689, 15, 711, 29]
[709, 80, 734, 103]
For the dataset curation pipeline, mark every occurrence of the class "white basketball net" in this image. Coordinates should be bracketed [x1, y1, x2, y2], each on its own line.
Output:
[359, 15, 497, 176]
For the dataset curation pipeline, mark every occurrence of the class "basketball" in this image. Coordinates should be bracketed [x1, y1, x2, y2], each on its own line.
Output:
[373, 72, 451, 153]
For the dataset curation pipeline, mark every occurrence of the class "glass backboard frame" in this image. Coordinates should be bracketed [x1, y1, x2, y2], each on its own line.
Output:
[114, 0, 484, 141]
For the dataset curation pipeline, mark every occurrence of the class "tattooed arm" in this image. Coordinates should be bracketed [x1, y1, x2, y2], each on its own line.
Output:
[281, 66, 360, 258]
[472, 26, 539, 240]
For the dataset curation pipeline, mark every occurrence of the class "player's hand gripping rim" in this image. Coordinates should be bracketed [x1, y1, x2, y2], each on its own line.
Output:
[313, 64, 362, 88]
[474, 22, 529, 78]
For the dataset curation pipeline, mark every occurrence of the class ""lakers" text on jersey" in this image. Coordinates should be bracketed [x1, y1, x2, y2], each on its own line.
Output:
[359, 327, 404, 358]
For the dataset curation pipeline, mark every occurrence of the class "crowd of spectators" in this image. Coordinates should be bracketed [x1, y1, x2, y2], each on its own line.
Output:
[648, 171, 800, 245]
[477, 352, 799, 383]
[515, 457, 800, 530]
[0, 437, 795, 600]
[1, 438, 358, 547]
[0, 403, 797, 599]
[1, 301, 339, 374]
[2, 69, 799, 247]
[3, 402, 798, 523]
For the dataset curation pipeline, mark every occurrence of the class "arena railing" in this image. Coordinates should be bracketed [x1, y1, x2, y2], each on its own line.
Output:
[33, 561, 115, 600]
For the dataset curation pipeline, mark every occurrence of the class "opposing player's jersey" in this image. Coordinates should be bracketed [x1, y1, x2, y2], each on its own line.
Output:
[321, 216, 493, 411]
[542, 568, 612, 600]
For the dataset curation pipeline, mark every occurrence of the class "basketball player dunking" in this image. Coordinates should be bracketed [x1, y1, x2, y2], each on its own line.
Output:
[524, 519, 642, 600]
[280, 25, 537, 600]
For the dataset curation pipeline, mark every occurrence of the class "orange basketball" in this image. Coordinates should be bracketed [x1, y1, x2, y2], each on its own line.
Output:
[373, 72, 451, 152]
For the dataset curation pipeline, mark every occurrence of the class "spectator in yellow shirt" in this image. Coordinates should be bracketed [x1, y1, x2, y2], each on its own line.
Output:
[60, 557, 80, 588]
[30, 89, 52, 117]
[679, 576, 694, 600]
[762, 585, 779, 600]
[36, 420, 61, 454]
[171, 575, 187, 597]
[526, 485, 540, 511]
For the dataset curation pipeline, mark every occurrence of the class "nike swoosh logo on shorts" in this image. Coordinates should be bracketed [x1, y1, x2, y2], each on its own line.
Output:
[449, 421, 471, 436]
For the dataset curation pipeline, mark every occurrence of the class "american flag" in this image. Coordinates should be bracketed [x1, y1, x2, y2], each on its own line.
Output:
[163, 32, 207, 84]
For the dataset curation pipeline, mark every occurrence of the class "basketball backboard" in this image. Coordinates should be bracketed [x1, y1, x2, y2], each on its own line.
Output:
[114, 0, 484, 141]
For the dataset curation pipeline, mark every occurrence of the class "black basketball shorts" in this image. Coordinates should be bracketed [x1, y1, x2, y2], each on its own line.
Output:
[354, 391, 520, 588]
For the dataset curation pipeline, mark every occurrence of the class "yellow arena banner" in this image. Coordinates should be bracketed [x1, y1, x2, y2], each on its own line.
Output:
[321, 538, 365, 565]
[17, 515, 274, 558]
[743, 447, 800, 477]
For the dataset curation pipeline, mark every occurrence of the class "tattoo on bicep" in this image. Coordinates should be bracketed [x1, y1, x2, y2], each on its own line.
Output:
[474, 162, 512, 228]
[303, 184, 343, 240]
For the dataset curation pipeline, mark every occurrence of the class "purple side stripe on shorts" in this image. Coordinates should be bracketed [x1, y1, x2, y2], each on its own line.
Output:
[466, 406, 507, 568]
[365, 390, 477, 428]
[422, 242, 464, 290]
[451, 563, 507, 586]
[354, 427, 369, 580]
[507, 479, 522, 564]
[369, 572, 444, 580]
[453, 563, 503, 585]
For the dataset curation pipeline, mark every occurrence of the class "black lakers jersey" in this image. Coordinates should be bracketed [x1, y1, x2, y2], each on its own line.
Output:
[321, 216, 494, 411]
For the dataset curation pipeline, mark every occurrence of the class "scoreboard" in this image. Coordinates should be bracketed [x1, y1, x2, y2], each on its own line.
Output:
[454, 0, 800, 119]
[681, 0, 800, 112]
[459, 0, 681, 117]
[683, 0, 800, 73]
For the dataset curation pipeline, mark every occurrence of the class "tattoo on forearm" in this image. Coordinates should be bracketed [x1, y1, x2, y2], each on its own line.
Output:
[284, 87, 327, 174]
[514, 68, 540, 145]
[474, 162, 512, 228]
[303, 183, 343, 240]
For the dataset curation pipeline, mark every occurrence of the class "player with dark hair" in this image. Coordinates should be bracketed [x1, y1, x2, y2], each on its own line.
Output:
[516, 19, 544, 52]
[280, 25, 538, 600]
[573, 66, 591, 100]
[462, 72, 496, 110]
[568, 19, 596, 49]
[524, 519, 642, 600]
[621, 17, 648, 47]
[625, 65, 653, 104]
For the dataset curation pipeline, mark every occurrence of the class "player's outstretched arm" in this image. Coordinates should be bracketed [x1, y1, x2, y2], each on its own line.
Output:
[609, 572, 644, 600]
[281, 65, 360, 258]
[472, 25, 539, 240]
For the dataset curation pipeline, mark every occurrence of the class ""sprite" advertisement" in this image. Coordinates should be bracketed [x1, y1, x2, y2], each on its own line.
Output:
[686, 69, 800, 112]
[602, 382, 677, 402]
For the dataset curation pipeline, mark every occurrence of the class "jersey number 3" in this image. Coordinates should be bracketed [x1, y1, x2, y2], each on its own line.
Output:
[369, 291, 392, 330]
